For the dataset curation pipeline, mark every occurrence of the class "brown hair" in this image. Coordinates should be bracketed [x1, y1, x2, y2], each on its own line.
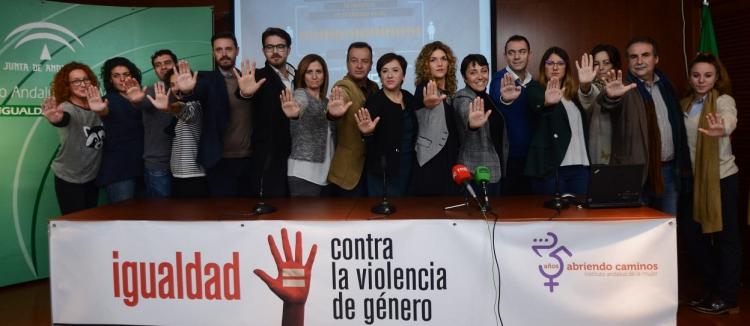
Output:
[295, 54, 329, 99]
[414, 41, 457, 95]
[688, 52, 732, 96]
[537, 46, 577, 101]
[52, 62, 99, 104]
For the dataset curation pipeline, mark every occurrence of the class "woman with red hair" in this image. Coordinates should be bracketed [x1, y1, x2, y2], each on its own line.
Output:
[43, 62, 109, 214]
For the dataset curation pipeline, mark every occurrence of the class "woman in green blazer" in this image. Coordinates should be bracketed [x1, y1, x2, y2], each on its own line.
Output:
[524, 47, 590, 195]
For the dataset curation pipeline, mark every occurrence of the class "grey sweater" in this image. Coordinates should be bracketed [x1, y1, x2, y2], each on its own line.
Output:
[289, 89, 336, 162]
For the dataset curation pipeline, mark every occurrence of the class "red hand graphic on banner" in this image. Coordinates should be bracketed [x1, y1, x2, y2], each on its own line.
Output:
[254, 228, 318, 326]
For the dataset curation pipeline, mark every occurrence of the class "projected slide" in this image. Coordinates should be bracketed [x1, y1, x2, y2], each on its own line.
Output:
[236, 0, 491, 90]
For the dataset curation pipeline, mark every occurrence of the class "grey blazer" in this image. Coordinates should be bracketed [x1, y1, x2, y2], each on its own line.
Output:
[454, 87, 507, 182]
[415, 93, 450, 166]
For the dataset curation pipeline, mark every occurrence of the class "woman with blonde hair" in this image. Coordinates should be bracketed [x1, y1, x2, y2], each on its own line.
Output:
[681, 52, 740, 315]
[43, 62, 109, 214]
[409, 41, 460, 195]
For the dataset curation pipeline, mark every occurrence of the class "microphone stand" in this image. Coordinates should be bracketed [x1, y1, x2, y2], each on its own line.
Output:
[480, 181, 490, 212]
[543, 164, 569, 212]
[253, 156, 277, 215]
[372, 155, 395, 215]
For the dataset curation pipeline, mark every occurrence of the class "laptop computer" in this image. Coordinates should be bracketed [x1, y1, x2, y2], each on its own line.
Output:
[585, 164, 644, 208]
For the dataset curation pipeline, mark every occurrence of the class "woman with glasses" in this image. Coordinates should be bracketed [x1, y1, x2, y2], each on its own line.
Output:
[577, 44, 622, 164]
[525, 47, 590, 195]
[354, 53, 416, 197]
[279, 54, 336, 197]
[681, 53, 740, 315]
[409, 41, 460, 195]
[96, 57, 146, 203]
[42, 62, 108, 214]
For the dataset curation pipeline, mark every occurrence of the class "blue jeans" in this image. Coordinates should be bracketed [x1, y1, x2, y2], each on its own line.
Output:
[641, 161, 678, 215]
[105, 179, 136, 203]
[144, 168, 172, 198]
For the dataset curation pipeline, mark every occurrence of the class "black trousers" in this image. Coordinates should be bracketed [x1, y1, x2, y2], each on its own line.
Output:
[54, 176, 98, 215]
[206, 157, 254, 197]
[172, 176, 208, 198]
[501, 156, 533, 196]
[681, 174, 742, 305]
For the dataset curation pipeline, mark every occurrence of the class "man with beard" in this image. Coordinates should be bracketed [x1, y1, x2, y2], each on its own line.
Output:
[175, 32, 254, 197]
[598, 36, 690, 215]
[123, 49, 178, 198]
[236, 27, 295, 197]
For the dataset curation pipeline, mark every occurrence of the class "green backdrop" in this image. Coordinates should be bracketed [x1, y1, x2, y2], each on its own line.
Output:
[0, 0, 213, 287]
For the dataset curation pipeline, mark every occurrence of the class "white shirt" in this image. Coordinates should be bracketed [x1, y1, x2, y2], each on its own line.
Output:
[287, 127, 334, 185]
[559, 98, 590, 167]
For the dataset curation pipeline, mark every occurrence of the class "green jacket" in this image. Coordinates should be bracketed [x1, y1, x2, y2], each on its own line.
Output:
[524, 83, 589, 178]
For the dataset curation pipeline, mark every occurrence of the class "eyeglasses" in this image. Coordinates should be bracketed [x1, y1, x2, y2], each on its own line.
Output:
[544, 60, 566, 67]
[263, 44, 288, 52]
[111, 72, 131, 79]
[69, 78, 92, 87]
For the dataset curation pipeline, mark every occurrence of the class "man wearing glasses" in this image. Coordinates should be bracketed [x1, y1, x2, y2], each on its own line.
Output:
[237, 27, 296, 197]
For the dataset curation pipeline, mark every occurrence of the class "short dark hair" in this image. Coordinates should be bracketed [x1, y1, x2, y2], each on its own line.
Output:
[101, 57, 142, 92]
[590, 44, 621, 70]
[460, 54, 489, 78]
[211, 32, 238, 48]
[151, 49, 177, 68]
[347, 42, 372, 60]
[376, 52, 407, 77]
[626, 36, 659, 56]
[504, 35, 530, 53]
[262, 27, 291, 47]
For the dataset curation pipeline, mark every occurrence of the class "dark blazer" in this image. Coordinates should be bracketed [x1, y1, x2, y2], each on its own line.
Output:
[250, 62, 294, 164]
[183, 69, 230, 170]
[363, 89, 416, 177]
[524, 83, 589, 178]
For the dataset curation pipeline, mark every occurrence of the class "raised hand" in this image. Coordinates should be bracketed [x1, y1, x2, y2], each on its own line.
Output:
[698, 112, 727, 137]
[326, 86, 352, 118]
[254, 228, 318, 305]
[467, 96, 492, 129]
[544, 77, 565, 106]
[575, 53, 596, 86]
[602, 69, 636, 98]
[123, 77, 146, 103]
[174, 60, 197, 94]
[422, 79, 447, 109]
[86, 85, 108, 114]
[500, 72, 521, 102]
[235, 58, 266, 97]
[41, 96, 64, 124]
[146, 82, 171, 111]
[354, 107, 380, 135]
[279, 88, 301, 118]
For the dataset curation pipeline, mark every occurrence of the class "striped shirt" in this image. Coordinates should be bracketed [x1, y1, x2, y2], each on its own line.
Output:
[171, 101, 205, 178]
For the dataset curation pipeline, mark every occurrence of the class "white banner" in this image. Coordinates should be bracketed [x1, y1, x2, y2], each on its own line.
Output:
[49, 218, 676, 326]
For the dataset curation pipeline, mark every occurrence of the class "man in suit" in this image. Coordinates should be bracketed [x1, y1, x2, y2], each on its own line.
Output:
[326, 42, 379, 196]
[176, 32, 253, 197]
[236, 27, 296, 197]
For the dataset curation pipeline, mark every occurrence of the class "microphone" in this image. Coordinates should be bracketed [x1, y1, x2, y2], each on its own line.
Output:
[474, 166, 491, 210]
[452, 164, 478, 200]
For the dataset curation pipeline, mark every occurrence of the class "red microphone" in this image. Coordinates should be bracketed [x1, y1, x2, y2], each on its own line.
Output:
[452, 164, 478, 199]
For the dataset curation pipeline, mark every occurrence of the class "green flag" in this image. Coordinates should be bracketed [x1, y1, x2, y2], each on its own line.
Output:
[698, 2, 719, 56]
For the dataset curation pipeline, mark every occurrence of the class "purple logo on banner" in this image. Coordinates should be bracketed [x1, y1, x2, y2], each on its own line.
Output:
[532, 232, 573, 293]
